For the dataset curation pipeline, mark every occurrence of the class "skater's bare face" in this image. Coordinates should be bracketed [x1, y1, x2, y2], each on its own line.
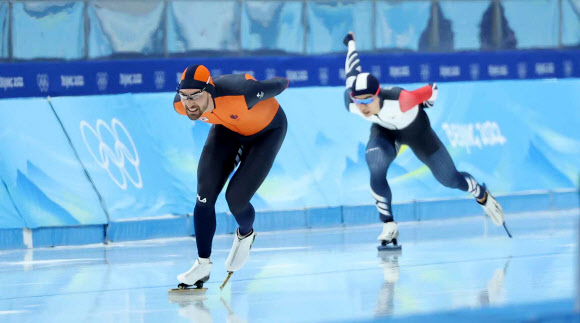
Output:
[353, 94, 380, 117]
[179, 89, 214, 120]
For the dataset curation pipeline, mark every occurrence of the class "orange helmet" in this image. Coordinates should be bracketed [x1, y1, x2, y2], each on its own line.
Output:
[178, 64, 215, 97]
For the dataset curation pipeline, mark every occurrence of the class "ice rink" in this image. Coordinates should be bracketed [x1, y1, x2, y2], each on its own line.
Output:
[1, 208, 578, 323]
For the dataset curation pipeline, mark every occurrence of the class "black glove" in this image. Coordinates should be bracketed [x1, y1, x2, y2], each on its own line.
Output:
[343, 33, 354, 47]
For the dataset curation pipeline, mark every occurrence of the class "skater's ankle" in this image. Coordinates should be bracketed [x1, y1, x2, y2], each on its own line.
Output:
[476, 192, 488, 205]
[237, 228, 254, 238]
[198, 257, 211, 264]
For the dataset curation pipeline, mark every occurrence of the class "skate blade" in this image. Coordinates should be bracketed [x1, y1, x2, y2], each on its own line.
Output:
[377, 244, 402, 252]
[220, 272, 234, 290]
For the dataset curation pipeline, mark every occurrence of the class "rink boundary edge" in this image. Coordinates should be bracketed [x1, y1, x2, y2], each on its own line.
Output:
[0, 189, 577, 250]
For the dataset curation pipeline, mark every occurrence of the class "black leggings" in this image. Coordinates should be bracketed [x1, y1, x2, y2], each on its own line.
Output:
[194, 108, 287, 258]
[366, 110, 481, 222]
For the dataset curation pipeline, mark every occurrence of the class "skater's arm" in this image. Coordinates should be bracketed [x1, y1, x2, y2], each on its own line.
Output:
[244, 76, 289, 109]
[344, 32, 362, 111]
[398, 83, 438, 112]
[344, 32, 362, 89]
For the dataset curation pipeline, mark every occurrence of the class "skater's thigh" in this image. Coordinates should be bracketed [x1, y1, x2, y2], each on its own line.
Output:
[197, 125, 242, 202]
[410, 128, 461, 179]
[366, 124, 397, 175]
[226, 126, 286, 203]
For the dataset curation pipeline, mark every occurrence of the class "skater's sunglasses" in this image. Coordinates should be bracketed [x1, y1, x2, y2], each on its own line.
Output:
[177, 90, 204, 101]
[351, 86, 380, 105]
[176, 76, 211, 100]
[351, 95, 374, 105]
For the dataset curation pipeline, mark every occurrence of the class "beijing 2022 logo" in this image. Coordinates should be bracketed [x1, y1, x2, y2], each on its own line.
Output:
[80, 118, 143, 190]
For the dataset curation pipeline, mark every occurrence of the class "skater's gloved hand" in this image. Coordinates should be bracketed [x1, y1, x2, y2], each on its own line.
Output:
[421, 100, 435, 108]
[343, 32, 355, 46]
[420, 83, 438, 108]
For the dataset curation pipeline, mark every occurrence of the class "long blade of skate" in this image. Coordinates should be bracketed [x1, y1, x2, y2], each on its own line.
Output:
[502, 222, 513, 238]
[220, 271, 233, 290]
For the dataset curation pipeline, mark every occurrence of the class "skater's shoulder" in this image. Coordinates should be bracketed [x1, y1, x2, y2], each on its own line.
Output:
[214, 73, 247, 83]
[379, 86, 404, 101]
[214, 74, 257, 97]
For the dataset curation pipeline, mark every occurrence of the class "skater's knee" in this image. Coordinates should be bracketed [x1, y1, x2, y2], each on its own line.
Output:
[195, 190, 219, 214]
[195, 195, 217, 208]
[227, 200, 248, 215]
[366, 160, 391, 175]
[366, 149, 394, 174]
[435, 172, 463, 189]
[368, 164, 388, 179]
[195, 185, 220, 206]
[370, 176, 389, 191]
[225, 191, 250, 215]
[367, 160, 389, 184]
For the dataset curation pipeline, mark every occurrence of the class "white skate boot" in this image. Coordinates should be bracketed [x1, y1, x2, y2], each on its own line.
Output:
[478, 185, 512, 237]
[220, 229, 257, 290]
[478, 186, 504, 226]
[226, 229, 257, 271]
[377, 222, 401, 251]
[174, 258, 212, 291]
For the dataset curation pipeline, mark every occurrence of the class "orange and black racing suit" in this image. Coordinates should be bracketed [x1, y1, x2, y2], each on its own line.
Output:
[174, 74, 289, 258]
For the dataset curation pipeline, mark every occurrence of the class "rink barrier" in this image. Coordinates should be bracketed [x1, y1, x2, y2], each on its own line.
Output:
[105, 215, 193, 242]
[1, 80, 578, 248]
[0, 49, 579, 99]
[1, 189, 577, 249]
[30, 225, 105, 248]
[0, 228, 25, 249]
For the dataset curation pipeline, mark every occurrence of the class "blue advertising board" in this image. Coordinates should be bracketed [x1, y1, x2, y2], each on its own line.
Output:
[0, 50, 578, 99]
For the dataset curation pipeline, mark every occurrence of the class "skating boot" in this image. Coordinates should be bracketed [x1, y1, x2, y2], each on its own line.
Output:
[220, 229, 257, 289]
[478, 185, 512, 237]
[478, 185, 504, 226]
[169, 258, 212, 295]
[377, 222, 401, 251]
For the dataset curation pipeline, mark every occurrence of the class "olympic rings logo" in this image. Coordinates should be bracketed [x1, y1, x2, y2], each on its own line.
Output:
[80, 118, 143, 190]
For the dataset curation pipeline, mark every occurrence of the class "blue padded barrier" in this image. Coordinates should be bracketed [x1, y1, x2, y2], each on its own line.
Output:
[106, 216, 192, 242]
[31, 225, 105, 248]
[0, 229, 25, 250]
